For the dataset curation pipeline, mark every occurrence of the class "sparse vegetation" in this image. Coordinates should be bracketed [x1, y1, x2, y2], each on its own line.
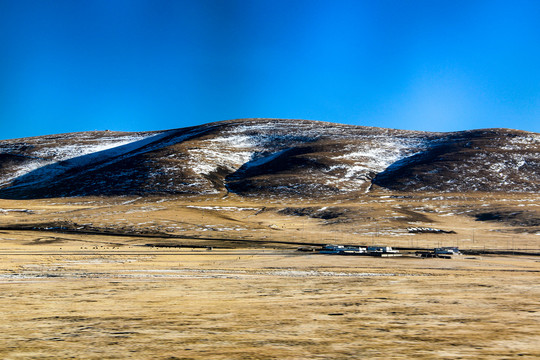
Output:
[0, 120, 539, 358]
[0, 239, 539, 359]
[0, 119, 538, 199]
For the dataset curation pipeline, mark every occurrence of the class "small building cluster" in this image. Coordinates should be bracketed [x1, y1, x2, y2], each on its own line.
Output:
[300, 244, 463, 259]
[318, 244, 401, 257]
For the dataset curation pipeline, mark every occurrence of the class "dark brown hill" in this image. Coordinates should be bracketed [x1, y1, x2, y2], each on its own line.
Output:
[373, 129, 539, 192]
[0, 119, 538, 199]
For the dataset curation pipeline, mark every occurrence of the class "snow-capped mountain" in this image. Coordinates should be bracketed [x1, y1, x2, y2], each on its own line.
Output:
[0, 119, 538, 199]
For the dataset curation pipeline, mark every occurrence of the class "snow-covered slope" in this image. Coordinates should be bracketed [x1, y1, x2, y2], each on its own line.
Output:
[373, 129, 540, 192]
[0, 119, 538, 199]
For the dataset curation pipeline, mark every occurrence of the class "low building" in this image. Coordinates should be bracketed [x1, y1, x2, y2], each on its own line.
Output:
[434, 247, 462, 256]
[434, 247, 461, 254]
[367, 246, 399, 254]
[320, 244, 366, 255]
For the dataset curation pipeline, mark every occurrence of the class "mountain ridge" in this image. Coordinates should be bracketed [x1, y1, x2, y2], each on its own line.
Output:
[0, 118, 538, 199]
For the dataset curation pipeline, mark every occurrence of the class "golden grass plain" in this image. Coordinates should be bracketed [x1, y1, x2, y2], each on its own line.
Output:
[0, 193, 539, 359]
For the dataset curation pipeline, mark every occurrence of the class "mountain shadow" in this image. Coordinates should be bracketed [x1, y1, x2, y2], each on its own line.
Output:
[0, 129, 197, 199]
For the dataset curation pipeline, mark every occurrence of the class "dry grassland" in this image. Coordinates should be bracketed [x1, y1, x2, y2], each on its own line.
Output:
[0, 244, 539, 359]
[0, 193, 539, 359]
[0, 191, 538, 251]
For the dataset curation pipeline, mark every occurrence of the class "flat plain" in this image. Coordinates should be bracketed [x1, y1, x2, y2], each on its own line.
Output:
[0, 193, 539, 359]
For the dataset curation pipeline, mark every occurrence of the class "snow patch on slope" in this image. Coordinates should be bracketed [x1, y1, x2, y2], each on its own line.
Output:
[334, 138, 426, 172]
[1, 132, 167, 188]
[185, 121, 320, 177]
[325, 137, 428, 191]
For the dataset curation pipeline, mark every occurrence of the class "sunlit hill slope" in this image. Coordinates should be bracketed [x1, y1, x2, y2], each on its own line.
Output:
[0, 119, 538, 199]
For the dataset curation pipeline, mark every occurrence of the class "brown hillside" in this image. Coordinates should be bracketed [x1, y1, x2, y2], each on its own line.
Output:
[0, 119, 538, 199]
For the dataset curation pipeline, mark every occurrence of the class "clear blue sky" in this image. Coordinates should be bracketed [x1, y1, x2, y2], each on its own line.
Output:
[1, 0, 539, 140]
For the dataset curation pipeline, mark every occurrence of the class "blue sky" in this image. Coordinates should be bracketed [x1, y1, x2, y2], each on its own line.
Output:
[1, 0, 539, 140]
